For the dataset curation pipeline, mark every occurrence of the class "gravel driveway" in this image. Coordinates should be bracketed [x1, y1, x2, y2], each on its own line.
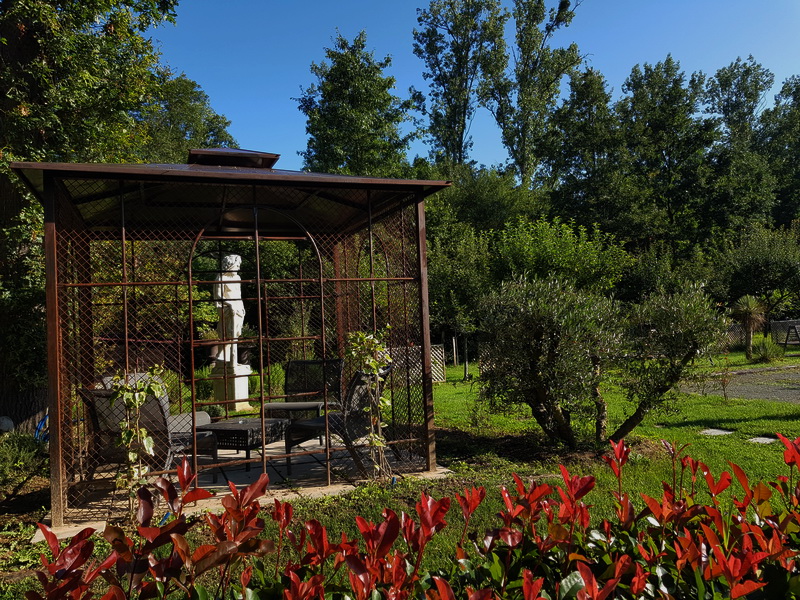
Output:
[694, 366, 800, 404]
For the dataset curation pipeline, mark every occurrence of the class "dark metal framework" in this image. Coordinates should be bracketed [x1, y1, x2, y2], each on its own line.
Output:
[12, 149, 449, 526]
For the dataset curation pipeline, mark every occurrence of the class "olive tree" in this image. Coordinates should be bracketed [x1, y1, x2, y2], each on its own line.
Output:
[478, 277, 620, 448]
[610, 285, 727, 441]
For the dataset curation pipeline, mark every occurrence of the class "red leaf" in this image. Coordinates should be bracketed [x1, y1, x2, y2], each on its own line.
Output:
[136, 487, 154, 527]
[456, 486, 486, 520]
[177, 456, 193, 491]
[523, 569, 545, 600]
[36, 523, 60, 558]
[703, 467, 732, 497]
[730, 580, 767, 599]
[182, 487, 214, 504]
[98, 587, 127, 600]
[777, 433, 800, 468]
[170, 533, 192, 566]
[375, 509, 400, 558]
[432, 576, 456, 600]
[611, 438, 630, 465]
[416, 492, 450, 538]
[153, 477, 181, 514]
[137, 526, 161, 543]
[239, 473, 270, 506]
[84, 551, 118, 583]
[630, 564, 648, 595]
[559, 465, 595, 501]
[577, 561, 597, 597]
[240, 564, 253, 590]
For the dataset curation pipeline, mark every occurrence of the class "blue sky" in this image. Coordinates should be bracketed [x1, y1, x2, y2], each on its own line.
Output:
[148, 1, 800, 172]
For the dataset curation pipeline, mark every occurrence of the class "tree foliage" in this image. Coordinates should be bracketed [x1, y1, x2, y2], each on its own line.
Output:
[131, 72, 237, 163]
[0, 0, 178, 163]
[614, 55, 718, 248]
[722, 225, 800, 316]
[702, 57, 776, 236]
[611, 285, 726, 441]
[0, 1, 234, 396]
[493, 217, 632, 293]
[479, 0, 581, 188]
[479, 277, 620, 449]
[413, 0, 505, 165]
[759, 76, 800, 226]
[297, 31, 414, 177]
[545, 68, 633, 234]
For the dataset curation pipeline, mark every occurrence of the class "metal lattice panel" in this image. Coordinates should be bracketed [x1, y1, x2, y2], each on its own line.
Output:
[13, 154, 447, 525]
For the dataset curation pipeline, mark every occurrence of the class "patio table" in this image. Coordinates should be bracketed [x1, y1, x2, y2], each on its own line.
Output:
[197, 417, 289, 470]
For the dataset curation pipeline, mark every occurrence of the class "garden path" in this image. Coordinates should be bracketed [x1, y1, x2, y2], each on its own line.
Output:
[697, 364, 800, 403]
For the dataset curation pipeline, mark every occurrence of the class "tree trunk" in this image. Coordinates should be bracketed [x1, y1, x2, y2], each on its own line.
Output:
[608, 401, 652, 443]
[462, 333, 469, 381]
[527, 388, 577, 450]
[591, 356, 606, 446]
[745, 329, 753, 361]
[609, 348, 698, 442]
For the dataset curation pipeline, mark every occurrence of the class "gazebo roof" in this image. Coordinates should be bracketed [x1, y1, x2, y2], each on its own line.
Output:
[11, 149, 451, 235]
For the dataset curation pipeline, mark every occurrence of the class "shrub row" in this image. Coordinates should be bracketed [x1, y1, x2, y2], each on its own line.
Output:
[27, 435, 800, 599]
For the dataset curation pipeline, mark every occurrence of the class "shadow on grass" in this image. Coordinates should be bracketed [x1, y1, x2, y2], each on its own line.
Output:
[655, 410, 796, 433]
[0, 471, 50, 524]
[434, 427, 613, 468]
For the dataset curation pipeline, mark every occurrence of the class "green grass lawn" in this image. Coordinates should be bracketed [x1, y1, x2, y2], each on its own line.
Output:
[274, 358, 800, 574]
[430, 358, 800, 522]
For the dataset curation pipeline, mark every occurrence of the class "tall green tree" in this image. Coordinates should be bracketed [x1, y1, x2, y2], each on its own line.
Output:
[706, 56, 773, 146]
[614, 55, 718, 248]
[701, 57, 775, 236]
[413, 0, 506, 165]
[132, 72, 237, 164]
[0, 0, 178, 163]
[0, 0, 179, 400]
[297, 31, 414, 177]
[545, 68, 633, 234]
[758, 76, 800, 226]
[479, 0, 581, 188]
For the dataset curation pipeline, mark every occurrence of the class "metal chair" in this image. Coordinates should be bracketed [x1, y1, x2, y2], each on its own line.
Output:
[284, 364, 392, 476]
[283, 359, 343, 406]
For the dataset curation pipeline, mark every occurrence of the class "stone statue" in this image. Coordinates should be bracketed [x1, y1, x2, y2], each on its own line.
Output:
[213, 253, 245, 367]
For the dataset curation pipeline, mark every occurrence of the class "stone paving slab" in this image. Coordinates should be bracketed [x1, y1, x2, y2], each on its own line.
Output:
[699, 428, 734, 436]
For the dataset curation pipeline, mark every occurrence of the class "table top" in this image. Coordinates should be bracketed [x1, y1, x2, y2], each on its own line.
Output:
[198, 417, 287, 432]
[263, 401, 324, 411]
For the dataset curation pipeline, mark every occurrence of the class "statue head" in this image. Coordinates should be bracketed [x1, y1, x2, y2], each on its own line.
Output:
[220, 253, 241, 272]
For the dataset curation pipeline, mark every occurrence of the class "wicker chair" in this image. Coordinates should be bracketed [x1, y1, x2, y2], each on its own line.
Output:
[79, 373, 217, 477]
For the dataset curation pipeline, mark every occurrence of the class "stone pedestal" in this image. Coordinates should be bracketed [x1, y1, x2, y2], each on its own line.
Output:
[211, 362, 253, 412]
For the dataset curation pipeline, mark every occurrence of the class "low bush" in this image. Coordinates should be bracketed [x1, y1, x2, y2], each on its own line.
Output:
[753, 337, 785, 363]
[0, 432, 46, 498]
[26, 436, 800, 599]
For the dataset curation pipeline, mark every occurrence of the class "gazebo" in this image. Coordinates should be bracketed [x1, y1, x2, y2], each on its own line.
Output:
[11, 149, 450, 526]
